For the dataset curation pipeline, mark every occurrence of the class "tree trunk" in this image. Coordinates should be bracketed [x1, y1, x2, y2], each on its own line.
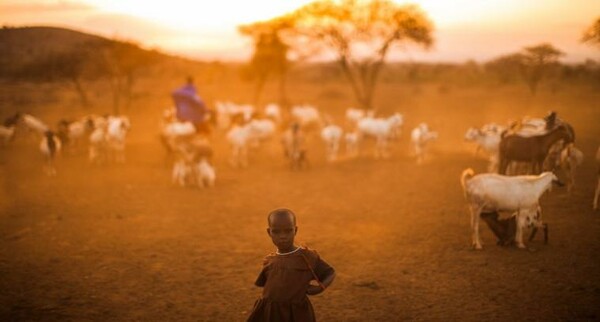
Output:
[337, 57, 368, 109]
[253, 74, 268, 107]
[71, 77, 90, 107]
[111, 76, 123, 115]
[278, 70, 289, 108]
[124, 72, 135, 109]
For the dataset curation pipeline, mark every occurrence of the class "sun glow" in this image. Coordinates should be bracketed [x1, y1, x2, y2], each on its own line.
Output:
[1, 0, 598, 61]
[89, 0, 315, 31]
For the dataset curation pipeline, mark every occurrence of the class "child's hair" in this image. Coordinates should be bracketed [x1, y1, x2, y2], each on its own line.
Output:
[267, 208, 297, 226]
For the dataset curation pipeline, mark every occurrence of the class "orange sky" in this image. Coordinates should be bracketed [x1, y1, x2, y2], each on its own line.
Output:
[1, 0, 599, 63]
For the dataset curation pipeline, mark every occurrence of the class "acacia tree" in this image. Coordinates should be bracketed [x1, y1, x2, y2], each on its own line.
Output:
[522, 43, 564, 94]
[486, 43, 563, 94]
[18, 46, 98, 107]
[97, 40, 160, 114]
[581, 16, 600, 48]
[286, 0, 433, 109]
[581, 17, 600, 86]
[238, 18, 291, 106]
[485, 53, 527, 85]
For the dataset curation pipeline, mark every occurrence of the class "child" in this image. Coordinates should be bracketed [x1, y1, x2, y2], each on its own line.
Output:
[247, 208, 335, 322]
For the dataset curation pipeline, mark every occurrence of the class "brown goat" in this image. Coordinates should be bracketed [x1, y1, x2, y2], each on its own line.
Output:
[499, 124, 574, 175]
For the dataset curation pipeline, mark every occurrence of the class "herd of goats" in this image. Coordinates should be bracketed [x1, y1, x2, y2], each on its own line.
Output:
[1, 103, 599, 249]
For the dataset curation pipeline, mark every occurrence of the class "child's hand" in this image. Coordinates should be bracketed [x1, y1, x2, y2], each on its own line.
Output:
[306, 281, 324, 295]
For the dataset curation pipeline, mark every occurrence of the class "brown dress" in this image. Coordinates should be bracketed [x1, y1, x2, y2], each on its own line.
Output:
[247, 247, 334, 322]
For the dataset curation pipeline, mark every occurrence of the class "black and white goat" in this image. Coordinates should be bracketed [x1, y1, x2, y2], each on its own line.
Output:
[40, 131, 61, 176]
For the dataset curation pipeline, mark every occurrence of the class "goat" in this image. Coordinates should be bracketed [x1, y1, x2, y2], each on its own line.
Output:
[461, 168, 560, 249]
[248, 119, 276, 144]
[464, 127, 501, 172]
[558, 143, 584, 194]
[411, 123, 438, 164]
[345, 108, 367, 125]
[40, 131, 61, 176]
[171, 136, 214, 187]
[106, 116, 130, 163]
[345, 131, 360, 158]
[215, 101, 255, 130]
[226, 123, 261, 168]
[357, 113, 403, 159]
[88, 125, 108, 164]
[499, 124, 573, 175]
[464, 127, 501, 156]
[321, 124, 343, 162]
[196, 158, 216, 188]
[56, 118, 95, 152]
[0, 125, 15, 145]
[22, 113, 50, 136]
[282, 123, 308, 170]
[264, 103, 281, 123]
[291, 105, 321, 129]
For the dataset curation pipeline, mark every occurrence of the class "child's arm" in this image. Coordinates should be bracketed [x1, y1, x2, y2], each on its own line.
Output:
[306, 270, 335, 295]
[254, 256, 271, 287]
[306, 255, 335, 296]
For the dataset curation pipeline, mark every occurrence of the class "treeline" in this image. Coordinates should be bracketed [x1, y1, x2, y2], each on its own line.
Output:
[262, 57, 600, 89]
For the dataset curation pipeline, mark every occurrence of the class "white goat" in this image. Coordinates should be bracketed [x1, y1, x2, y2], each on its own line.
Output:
[172, 158, 215, 188]
[321, 124, 343, 162]
[345, 108, 366, 125]
[57, 118, 94, 151]
[88, 125, 108, 164]
[0, 125, 15, 145]
[411, 123, 438, 164]
[248, 119, 276, 142]
[461, 169, 558, 249]
[291, 104, 321, 128]
[594, 147, 600, 210]
[357, 113, 403, 159]
[559, 143, 584, 194]
[196, 158, 216, 188]
[172, 159, 193, 187]
[40, 131, 61, 176]
[345, 132, 360, 158]
[215, 101, 255, 130]
[162, 121, 196, 138]
[481, 123, 506, 134]
[226, 123, 261, 168]
[464, 127, 502, 172]
[264, 103, 281, 123]
[159, 120, 197, 164]
[171, 137, 214, 187]
[106, 116, 130, 163]
[22, 113, 49, 135]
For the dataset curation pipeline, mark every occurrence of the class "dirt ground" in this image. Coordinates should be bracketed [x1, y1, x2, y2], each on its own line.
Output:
[1, 80, 599, 321]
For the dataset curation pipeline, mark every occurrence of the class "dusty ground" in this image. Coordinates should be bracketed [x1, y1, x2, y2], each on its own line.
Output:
[0, 81, 599, 321]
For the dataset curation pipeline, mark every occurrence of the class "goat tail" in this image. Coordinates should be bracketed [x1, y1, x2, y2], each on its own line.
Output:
[461, 168, 475, 191]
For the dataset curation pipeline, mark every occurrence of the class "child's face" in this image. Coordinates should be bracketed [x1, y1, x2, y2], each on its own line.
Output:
[267, 214, 297, 251]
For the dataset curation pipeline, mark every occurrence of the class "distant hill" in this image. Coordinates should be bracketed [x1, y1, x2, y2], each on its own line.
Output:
[0, 26, 195, 78]
[0, 27, 109, 70]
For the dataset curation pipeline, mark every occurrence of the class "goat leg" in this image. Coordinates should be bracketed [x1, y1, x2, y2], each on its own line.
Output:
[529, 227, 538, 242]
[543, 223, 548, 244]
